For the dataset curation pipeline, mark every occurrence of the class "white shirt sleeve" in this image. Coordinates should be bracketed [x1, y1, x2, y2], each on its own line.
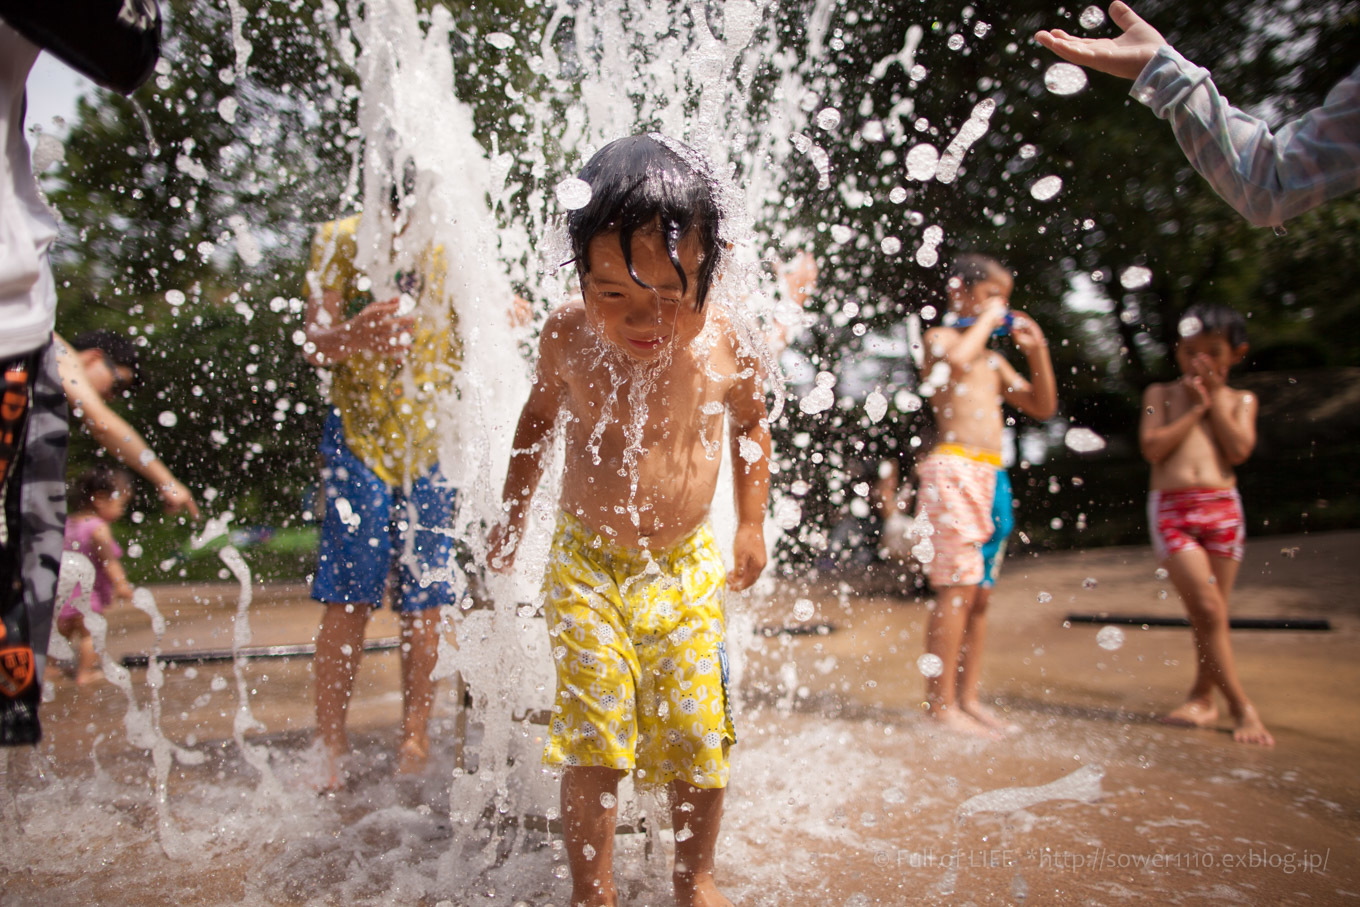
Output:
[1131, 45, 1360, 227]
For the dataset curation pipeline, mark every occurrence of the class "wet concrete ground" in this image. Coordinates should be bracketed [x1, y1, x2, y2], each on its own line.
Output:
[4, 531, 1358, 904]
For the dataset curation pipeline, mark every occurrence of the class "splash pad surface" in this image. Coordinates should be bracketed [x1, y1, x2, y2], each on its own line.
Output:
[7, 531, 1358, 904]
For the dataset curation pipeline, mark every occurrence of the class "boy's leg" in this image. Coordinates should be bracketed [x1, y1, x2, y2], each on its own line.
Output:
[562, 765, 624, 907]
[670, 781, 732, 907]
[315, 602, 372, 758]
[957, 588, 1017, 733]
[925, 585, 998, 737]
[1163, 549, 1273, 745]
[396, 606, 440, 773]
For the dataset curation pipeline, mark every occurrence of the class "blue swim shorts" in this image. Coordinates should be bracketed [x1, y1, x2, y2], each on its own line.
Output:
[312, 410, 462, 613]
[979, 468, 1014, 589]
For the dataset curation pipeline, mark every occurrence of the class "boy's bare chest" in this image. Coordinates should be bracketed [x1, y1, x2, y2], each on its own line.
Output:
[561, 355, 733, 452]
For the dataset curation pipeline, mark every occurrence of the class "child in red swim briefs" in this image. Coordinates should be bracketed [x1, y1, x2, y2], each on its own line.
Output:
[1140, 302, 1273, 746]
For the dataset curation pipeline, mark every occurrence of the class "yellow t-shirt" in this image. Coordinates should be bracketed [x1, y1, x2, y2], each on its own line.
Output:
[309, 216, 461, 485]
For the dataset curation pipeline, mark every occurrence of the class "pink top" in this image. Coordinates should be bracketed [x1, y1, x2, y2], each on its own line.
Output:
[60, 514, 122, 620]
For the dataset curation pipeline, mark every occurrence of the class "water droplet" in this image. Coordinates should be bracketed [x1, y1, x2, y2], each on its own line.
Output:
[772, 498, 802, 530]
[793, 599, 815, 621]
[830, 224, 854, 244]
[973, 21, 992, 37]
[905, 143, 940, 181]
[217, 97, 239, 124]
[486, 32, 515, 50]
[889, 186, 908, 203]
[815, 107, 842, 131]
[555, 177, 593, 210]
[674, 826, 694, 843]
[1178, 315, 1203, 338]
[599, 792, 617, 809]
[1064, 426, 1106, 453]
[1079, 5, 1106, 29]
[552, 864, 570, 880]
[881, 236, 902, 255]
[1044, 62, 1088, 96]
[865, 390, 888, 423]
[1120, 265, 1153, 289]
[1096, 625, 1125, 651]
[947, 34, 965, 51]
[916, 653, 944, 678]
[1037, 591, 1053, 603]
[582, 844, 596, 861]
[1154, 567, 1169, 580]
[158, 411, 178, 427]
[1030, 175, 1064, 201]
[1082, 576, 1098, 589]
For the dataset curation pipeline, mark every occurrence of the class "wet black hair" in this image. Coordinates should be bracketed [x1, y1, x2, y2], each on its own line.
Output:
[71, 329, 141, 388]
[948, 252, 1009, 289]
[1179, 302, 1248, 348]
[73, 464, 132, 511]
[567, 134, 722, 311]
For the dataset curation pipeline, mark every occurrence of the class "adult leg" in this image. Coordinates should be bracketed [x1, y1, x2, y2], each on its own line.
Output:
[562, 766, 624, 907]
[671, 781, 733, 907]
[1163, 549, 1272, 745]
[396, 606, 441, 773]
[314, 602, 372, 758]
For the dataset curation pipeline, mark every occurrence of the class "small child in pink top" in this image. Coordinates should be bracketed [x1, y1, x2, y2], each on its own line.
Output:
[58, 466, 134, 684]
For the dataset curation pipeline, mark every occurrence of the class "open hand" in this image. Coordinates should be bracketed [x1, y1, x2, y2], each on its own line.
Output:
[1035, 2, 1167, 81]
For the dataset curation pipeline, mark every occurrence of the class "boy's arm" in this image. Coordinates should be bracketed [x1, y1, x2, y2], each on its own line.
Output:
[997, 312, 1057, 420]
[53, 336, 200, 519]
[1138, 381, 1208, 463]
[90, 523, 134, 604]
[1204, 387, 1258, 465]
[930, 298, 1008, 377]
[487, 316, 569, 571]
[303, 289, 414, 367]
[726, 358, 771, 592]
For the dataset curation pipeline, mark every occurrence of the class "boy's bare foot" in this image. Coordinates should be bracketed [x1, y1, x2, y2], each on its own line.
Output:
[1231, 706, 1275, 747]
[959, 699, 1022, 735]
[396, 734, 430, 775]
[304, 739, 349, 793]
[674, 871, 733, 907]
[926, 705, 1003, 740]
[1160, 698, 1218, 728]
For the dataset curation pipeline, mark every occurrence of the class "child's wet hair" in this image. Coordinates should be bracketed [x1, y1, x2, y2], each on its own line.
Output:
[948, 252, 1009, 289]
[567, 134, 722, 310]
[73, 464, 131, 511]
[1178, 302, 1248, 348]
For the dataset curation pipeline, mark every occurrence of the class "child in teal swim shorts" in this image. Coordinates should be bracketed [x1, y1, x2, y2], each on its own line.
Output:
[489, 134, 771, 907]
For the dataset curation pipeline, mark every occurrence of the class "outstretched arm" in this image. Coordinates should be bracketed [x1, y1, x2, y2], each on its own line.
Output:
[726, 358, 771, 593]
[53, 336, 199, 519]
[1038, 3, 1360, 226]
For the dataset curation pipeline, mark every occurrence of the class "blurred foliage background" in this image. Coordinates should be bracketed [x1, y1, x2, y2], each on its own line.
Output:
[34, 0, 1360, 584]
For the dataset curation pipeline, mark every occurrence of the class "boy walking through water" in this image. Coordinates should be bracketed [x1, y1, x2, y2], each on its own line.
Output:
[916, 254, 1056, 738]
[1140, 303, 1273, 746]
[489, 135, 769, 907]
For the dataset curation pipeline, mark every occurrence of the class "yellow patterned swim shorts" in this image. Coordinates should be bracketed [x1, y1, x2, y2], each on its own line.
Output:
[541, 511, 735, 789]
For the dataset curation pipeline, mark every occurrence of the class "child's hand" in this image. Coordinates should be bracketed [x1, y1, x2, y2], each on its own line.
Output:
[486, 521, 519, 574]
[1184, 375, 1212, 412]
[1035, 2, 1168, 82]
[113, 580, 135, 607]
[727, 523, 767, 592]
[1191, 352, 1226, 396]
[1009, 310, 1047, 354]
[344, 298, 416, 356]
